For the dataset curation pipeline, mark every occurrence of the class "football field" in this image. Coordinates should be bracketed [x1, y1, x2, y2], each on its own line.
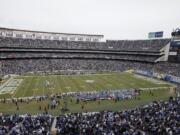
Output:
[0, 72, 176, 115]
[0, 72, 172, 99]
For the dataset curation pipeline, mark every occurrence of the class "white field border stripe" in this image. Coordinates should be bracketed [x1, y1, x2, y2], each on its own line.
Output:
[0, 77, 23, 97]
[140, 86, 176, 91]
[133, 74, 176, 86]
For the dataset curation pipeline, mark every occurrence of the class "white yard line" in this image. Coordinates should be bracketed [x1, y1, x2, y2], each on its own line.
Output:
[43, 85, 45, 96]
[22, 73, 113, 78]
[33, 89, 38, 97]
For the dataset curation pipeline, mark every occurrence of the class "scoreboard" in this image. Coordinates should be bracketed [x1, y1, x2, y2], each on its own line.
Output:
[148, 31, 163, 38]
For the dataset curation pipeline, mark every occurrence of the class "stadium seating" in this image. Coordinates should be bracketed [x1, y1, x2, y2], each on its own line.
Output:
[1, 59, 180, 77]
[0, 37, 169, 52]
[0, 113, 53, 134]
[56, 97, 180, 135]
[0, 52, 158, 62]
[1, 36, 179, 77]
[1, 97, 179, 134]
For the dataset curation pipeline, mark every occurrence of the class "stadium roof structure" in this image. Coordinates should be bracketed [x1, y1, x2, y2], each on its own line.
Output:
[0, 27, 104, 37]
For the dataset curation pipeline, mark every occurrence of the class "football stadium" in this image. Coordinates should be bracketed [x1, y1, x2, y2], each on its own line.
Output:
[0, 0, 180, 134]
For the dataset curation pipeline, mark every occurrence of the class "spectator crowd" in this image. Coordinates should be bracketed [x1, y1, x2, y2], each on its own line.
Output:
[74, 89, 139, 101]
[1, 36, 179, 77]
[0, 52, 158, 62]
[0, 37, 170, 51]
[1, 59, 180, 77]
[1, 97, 179, 135]
[56, 97, 180, 135]
[0, 113, 52, 135]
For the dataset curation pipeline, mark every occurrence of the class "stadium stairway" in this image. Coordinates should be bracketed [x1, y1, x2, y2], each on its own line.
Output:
[51, 117, 57, 135]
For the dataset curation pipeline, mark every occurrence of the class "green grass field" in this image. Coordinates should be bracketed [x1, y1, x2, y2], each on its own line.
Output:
[0, 72, 175, 115]
[0, 72, 172, 99]
[0, 89, 175, 115]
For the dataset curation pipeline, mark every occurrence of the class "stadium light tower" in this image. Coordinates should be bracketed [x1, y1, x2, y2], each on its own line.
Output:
[169, 28, 180, 62]
[171, 28, 180, 40]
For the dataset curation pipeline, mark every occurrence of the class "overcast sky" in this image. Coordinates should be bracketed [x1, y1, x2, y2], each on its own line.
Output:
[0, 0, 179, 40]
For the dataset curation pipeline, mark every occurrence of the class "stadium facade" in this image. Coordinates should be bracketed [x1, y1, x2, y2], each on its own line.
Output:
[0, 27, 104, 42]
